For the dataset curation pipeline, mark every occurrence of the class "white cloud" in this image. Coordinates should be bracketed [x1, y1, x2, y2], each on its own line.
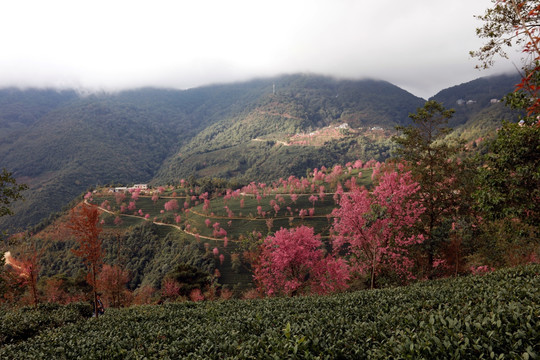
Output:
[0, 0, 523, 98]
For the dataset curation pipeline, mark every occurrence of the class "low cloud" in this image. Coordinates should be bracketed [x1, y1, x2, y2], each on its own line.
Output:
[0, 0, 524, 98]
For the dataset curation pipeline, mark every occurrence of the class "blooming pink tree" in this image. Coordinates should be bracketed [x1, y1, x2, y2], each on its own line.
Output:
[253, 226, 349, 296]
[203, 199, 211, 212]
[131, 189, 140, 201]
[115, 192, 126, 205]
[164, 199, 179, 212]
[332, 169, 425, 289]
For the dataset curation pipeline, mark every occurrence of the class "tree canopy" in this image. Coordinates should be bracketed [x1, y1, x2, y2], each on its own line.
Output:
[472, 0, 540, 229]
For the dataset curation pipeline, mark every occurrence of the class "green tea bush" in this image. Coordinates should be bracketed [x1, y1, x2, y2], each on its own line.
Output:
[0, 302, 92, 346]
[0, 265, 538, 359]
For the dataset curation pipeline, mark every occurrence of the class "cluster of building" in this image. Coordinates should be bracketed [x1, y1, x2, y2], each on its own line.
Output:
[456, 99, 501, 105]
[109, 184, 148, 193]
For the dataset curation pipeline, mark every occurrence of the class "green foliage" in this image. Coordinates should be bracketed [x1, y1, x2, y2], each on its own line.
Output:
[155, 75, 422, 184]
[450, 102, 519, 147]
[38, 222, 214, 291]
[474, 218, 539, 268]
[474, 119, 540, 226]
[163, 263, 212, 296]
[393, 101, 475, 273]
[0, 265, 538, 358]
[116, 227, 214, 290]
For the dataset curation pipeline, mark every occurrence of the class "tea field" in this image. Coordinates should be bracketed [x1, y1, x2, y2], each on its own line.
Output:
[1, 265, 538, 359]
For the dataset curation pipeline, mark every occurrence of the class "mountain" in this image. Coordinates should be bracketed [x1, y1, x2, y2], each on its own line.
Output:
[0, 73, 518, 233]
[431, 73, 522, 143]
[153, 74, 426, 184]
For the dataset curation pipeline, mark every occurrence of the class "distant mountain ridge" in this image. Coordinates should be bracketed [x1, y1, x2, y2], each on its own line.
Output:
[0, 73, 520, 232]
[430, 73, 522, 143]
[431, 73, 520, 128]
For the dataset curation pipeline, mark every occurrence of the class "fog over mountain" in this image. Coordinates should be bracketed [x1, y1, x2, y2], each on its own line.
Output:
[0, 0, 521, 99]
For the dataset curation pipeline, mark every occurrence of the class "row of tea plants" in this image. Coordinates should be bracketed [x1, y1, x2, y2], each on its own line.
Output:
[1, 265, 538, 359]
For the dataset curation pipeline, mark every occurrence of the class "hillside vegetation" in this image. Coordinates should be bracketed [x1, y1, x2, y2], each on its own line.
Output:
[30, 165, 374, 292]
[0, 74, 520, 233]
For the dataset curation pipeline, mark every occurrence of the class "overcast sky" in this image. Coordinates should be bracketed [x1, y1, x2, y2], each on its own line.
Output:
[0, 0, 523, 99]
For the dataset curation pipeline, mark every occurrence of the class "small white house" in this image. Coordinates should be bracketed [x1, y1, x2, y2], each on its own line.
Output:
[132, 184, 148, 190]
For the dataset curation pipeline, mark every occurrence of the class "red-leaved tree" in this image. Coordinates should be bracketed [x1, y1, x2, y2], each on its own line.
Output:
[98, 264, 131, 308]
[332, 169, 425, 289]
[4, 245, 43, 307]
[253, 225, 349, 296]
[67, 203, 104, 317]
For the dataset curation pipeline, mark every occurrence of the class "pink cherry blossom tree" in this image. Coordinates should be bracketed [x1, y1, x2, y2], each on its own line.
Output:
[128, 201, 137, 211]
[131, 189, 140, 201]
[332, 169, 425, 289]
[253, 225, 349, 297]
[164, 199, 179, 212]
[115, 192, 126, 205]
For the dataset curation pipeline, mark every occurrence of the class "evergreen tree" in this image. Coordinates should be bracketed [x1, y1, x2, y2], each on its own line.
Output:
[392, 101, 474, 275]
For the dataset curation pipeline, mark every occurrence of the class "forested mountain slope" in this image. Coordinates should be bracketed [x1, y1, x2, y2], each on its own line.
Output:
[0, 73, 518, 232]
[153, 75, 426, 183]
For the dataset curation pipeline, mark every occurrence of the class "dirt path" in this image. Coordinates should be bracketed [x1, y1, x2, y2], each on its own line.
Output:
[89, 194, 333, 242]
[88, 200, 230, 242]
